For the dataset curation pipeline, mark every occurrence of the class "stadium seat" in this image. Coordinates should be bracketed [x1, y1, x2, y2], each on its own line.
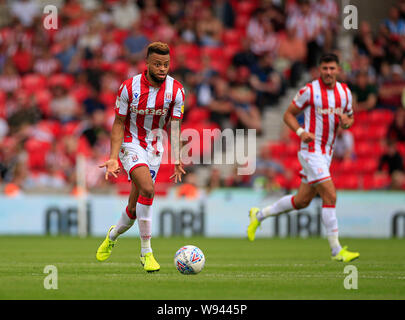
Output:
[222, 29, 243, 46]
[269, 143, 287, 159]
[362, 173, 391, 190]
[368, 109, 394, 126]
[186, 108, 210, 124]
[22, 74, 47, 94]
[234, 1, 259, 15]
[356, 141, 374, 157]
[234, 14, 250, 32]
[355, 158, 378, 174]
[334, 174, 359, 190]
[25, 138, 52, 170]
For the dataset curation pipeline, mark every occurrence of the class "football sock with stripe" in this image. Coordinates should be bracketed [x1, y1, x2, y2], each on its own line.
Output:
[322, 205, 342, 256]
[109, 206, 136, 241]
[257, 195, 296, 222]
[136, 196, 154, 256]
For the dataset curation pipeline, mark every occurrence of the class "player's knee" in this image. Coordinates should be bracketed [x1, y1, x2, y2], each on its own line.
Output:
[139, 185, 154, 199]
[295, 198, 311, 209]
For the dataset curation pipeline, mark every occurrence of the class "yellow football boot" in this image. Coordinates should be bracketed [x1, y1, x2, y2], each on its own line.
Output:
[140, 252, 160, 273]
[332, 246, 360, 262]
[96, 226, 117, 262]
[247, 207, 261, 242]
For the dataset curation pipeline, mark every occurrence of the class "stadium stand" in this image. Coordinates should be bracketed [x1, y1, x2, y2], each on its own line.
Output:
[0, 0, 404, 197]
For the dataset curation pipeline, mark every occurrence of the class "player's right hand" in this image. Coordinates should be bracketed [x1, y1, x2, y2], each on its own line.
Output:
[99, 159, 120, 180]
[300, 132, 315, 144]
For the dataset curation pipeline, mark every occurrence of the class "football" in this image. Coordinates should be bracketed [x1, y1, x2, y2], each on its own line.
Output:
[174, 245, 205, 275]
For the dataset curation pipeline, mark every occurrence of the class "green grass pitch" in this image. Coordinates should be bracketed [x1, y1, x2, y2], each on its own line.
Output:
[1, 236, 405, 300]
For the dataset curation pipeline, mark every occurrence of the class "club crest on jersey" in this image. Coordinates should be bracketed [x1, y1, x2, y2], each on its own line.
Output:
[317, 107, 343, 115]
[165, 92, 172, 101]
[132, 154, 138, 162]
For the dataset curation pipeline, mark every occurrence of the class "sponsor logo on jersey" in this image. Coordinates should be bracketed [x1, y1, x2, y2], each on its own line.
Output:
[317, 107, 343, 115]
[130, 106, 169, 115]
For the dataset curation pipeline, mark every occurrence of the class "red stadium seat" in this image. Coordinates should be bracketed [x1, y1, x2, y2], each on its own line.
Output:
[368, 109, 394, 125]
[22, 74, 47, 93]
[235, 14, 250, 31]
[25, 138, 52, 170]
[334, 174, 359, 190]
[269, 143, 287, 159]
[355, 158, 378, 174]
[186, 108, 210, 124]
[351, 125, 368, 141]
[368, 125, 387, 140]
[355, 141, 374, 157]
[235, 1, 259, 15]
[222, 29, 243, 46]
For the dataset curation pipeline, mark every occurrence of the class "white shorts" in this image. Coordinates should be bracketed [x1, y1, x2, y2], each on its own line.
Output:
[297, 150, 332, 185]
[119, 143, 162, 183]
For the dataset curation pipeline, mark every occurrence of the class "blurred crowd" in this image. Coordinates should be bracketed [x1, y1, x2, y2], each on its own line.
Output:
[0, 0, 404, 197]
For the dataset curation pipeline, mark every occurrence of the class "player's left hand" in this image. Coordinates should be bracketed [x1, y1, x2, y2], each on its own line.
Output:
[170, 163, 186, 183]
[339, 114, 352, 129]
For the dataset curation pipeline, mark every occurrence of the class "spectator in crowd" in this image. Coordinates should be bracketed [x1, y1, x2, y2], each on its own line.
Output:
[255, 144, 285, 176]
[377, 139, 405, 177]
[124, 22, 150, 61]
[229, 67, 262, 133]
[111, 0, 141, 30]
[49, 85, 80, 123]
[176, 168, 200, 199]
[249, 54, 284, 109]
[213, 0, 234, 29]
[353, 21, 385, 66]
[0, 62, 21, 94]
[12, 42, 33, 75]
[351, 71, 378, 112]
[277, 26, 307, 87]
[10, 0, 40, 27]
[248, 17, 280, 57]
[232, 38, 257, 70]
[196, 7, 223, 47]
[378, 64, 405, 110]
[205, 167, 225, 193]
[33, 48, 61, 76]
[382, 6, 405, 37]
[81, 108, 108, 148]
[208, 77, 234, 129]
[333, 127, 355, 162]
[387, 107, 405, 142]
[286, 0, 329, 69]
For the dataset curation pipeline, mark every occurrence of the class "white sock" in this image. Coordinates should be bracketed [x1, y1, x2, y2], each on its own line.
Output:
[109, 207, 136, 241]
[257, 195, 296, 222]
[321, 206, 342, 256]
[136, 196, 153, 256]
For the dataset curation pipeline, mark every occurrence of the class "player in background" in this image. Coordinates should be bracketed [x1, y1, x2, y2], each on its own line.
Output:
[247, 53, 360, 262]
[96, 42, 186, 272]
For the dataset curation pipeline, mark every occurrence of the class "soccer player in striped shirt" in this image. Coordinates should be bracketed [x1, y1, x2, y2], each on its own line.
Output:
[248, 53, 360, 262]
[96, 42, 186, 272]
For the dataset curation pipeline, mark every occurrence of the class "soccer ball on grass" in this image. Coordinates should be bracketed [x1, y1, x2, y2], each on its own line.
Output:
[174, 245, 205, 275]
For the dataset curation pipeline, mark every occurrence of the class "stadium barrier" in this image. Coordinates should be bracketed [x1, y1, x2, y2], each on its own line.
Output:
[1, 189, 405, 238]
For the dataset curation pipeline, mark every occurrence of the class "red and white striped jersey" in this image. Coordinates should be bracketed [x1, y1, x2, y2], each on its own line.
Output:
[115, 70, 185, 152]
[293, 78, 353, 155]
